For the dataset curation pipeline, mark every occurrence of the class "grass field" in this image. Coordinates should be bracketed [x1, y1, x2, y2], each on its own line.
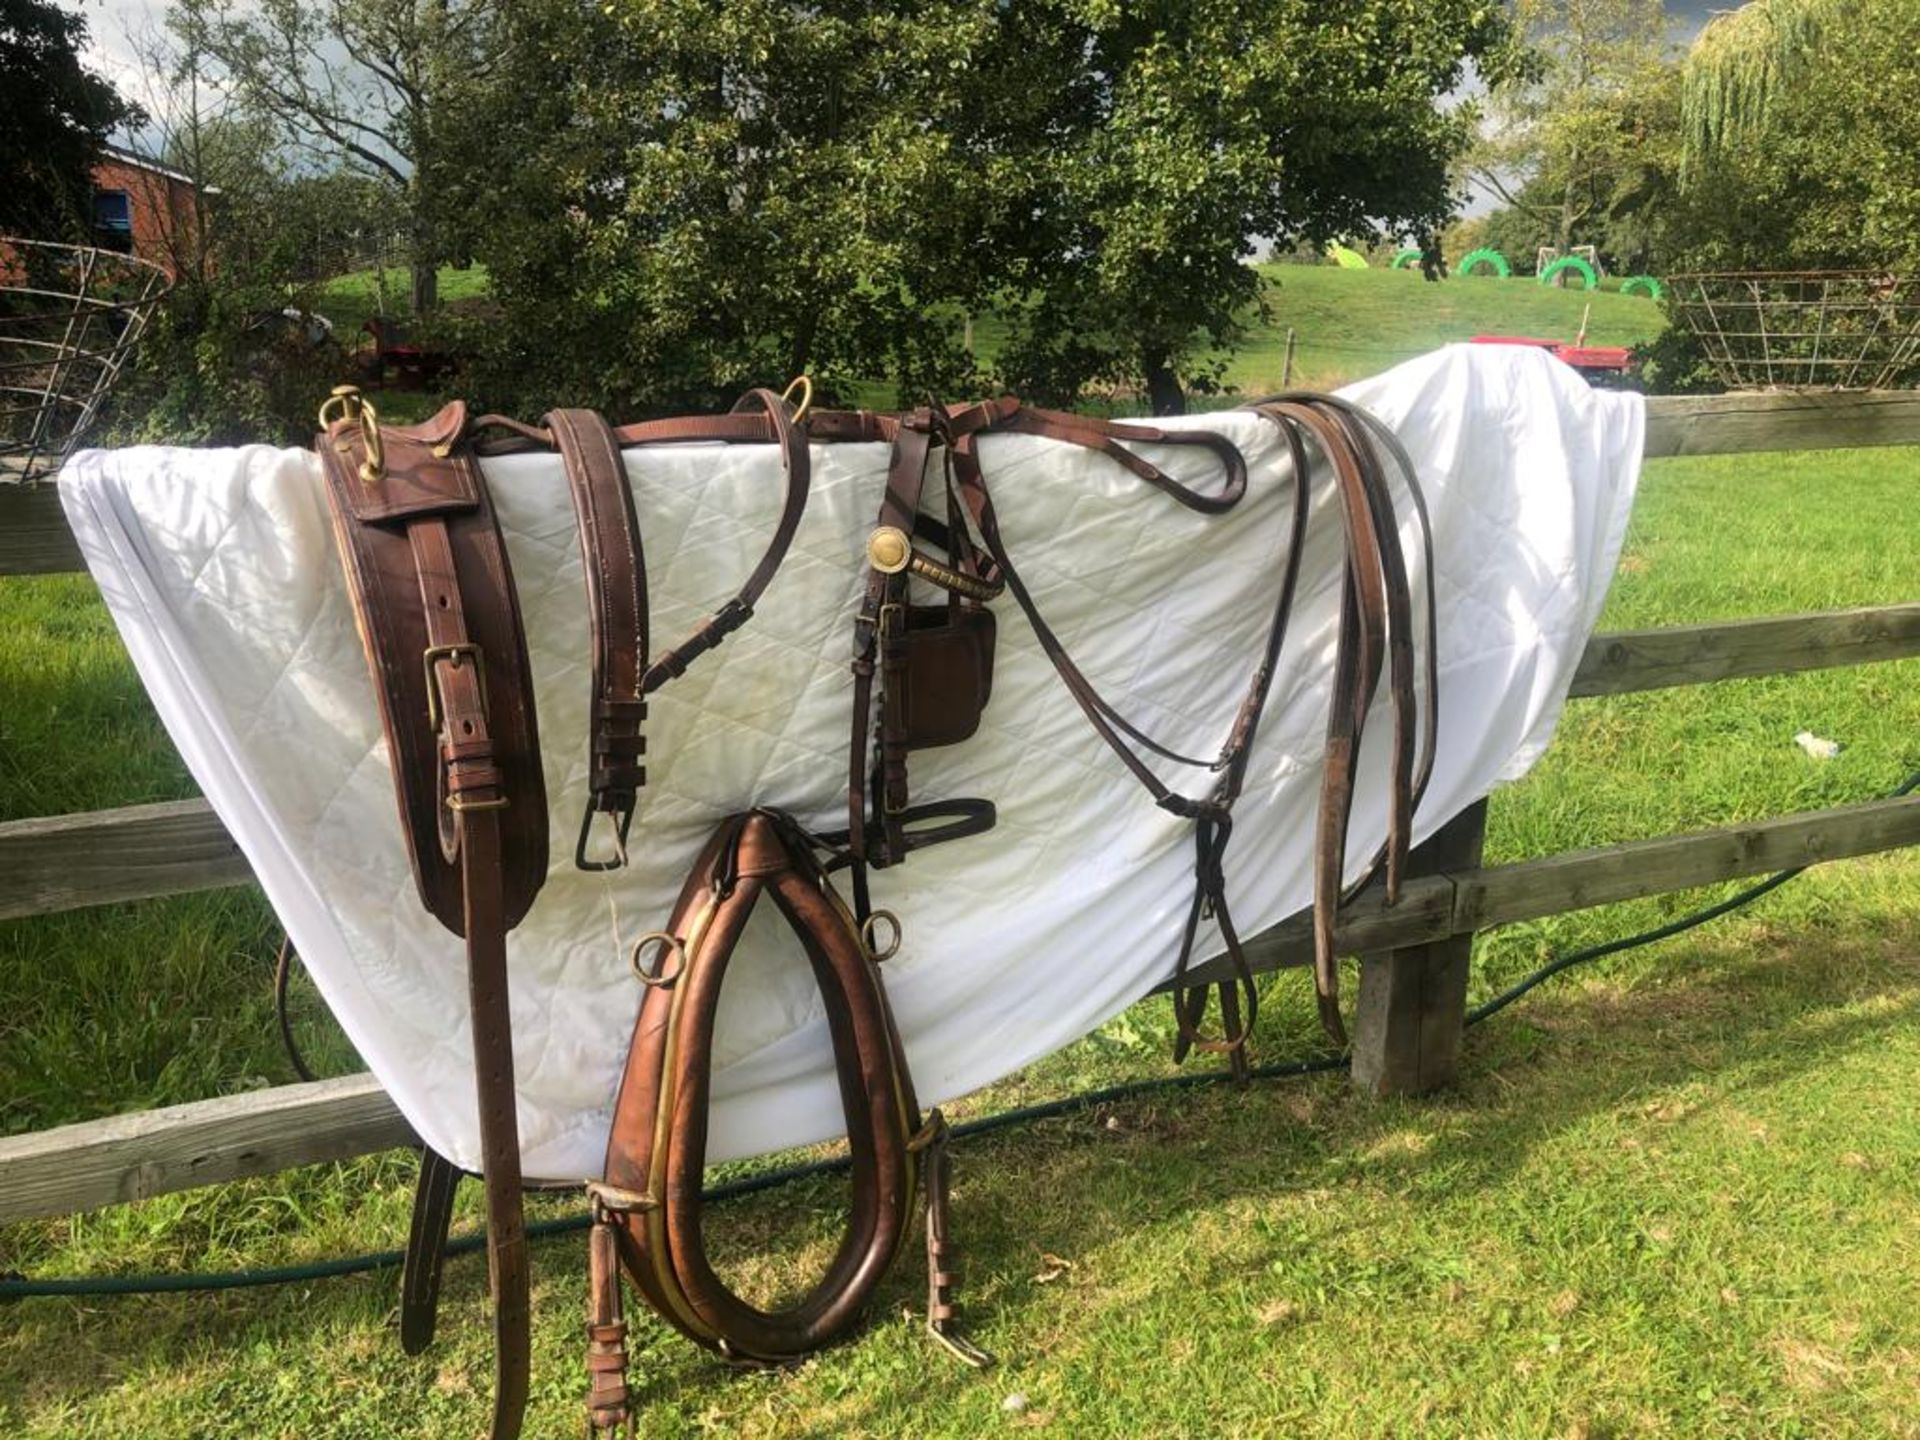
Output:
[4, 277, 1917, 1436]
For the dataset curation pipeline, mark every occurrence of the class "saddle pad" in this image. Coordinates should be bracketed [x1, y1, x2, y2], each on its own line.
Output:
[57, 345, 1642, 1178]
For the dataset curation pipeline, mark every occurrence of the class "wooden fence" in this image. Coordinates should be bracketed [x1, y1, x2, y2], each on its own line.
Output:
[3, 389, 1919, 1225]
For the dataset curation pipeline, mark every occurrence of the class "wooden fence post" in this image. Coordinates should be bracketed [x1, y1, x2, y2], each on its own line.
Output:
[1350, 797, 1488, 1097]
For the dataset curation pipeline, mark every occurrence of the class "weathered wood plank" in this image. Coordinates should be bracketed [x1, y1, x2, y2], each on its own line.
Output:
[6, 797, 1918, 1223]
[1455, 794, 1920, 932]
[1352, 799, 1488, 1097]
[0, 482, 84, 576]
[1169, 795, 1920, 993]
[1157, 873, 1458, 994]
[1573, 604, 1920, 698]
[1644, 390, 1920, 458]
[0, 799, 250, 920]
[0, 1075, 412, 1224]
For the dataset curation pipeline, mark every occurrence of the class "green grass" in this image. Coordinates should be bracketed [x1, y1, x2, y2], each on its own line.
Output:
[314, 264, 492, 336]
[5, 409, 1917, 1431]
[1231, 264, 1662, 391]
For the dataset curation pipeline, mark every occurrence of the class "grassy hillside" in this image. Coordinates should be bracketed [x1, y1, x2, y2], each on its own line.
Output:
[1231, 263, 1663, 390]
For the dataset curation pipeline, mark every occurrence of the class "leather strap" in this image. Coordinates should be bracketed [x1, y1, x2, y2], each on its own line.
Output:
[548, 408, 650, 870]
[543, 391, 810, 869]
[1244, 393, 1437, 1045]
[639, 388, 810, 691]
[399, 1147, 463, 1355]
[944, 413, 1284, 1062]
[585, 1204, 634, 1437]
[315, 402, 536, 1440]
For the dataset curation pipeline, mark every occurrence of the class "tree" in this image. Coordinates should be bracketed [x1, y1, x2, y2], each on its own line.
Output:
[0, 0, 138, 239]
[175, 0, 504, 314]
[457, 0, 1512, 417]
[993, 2, 1514, 410]
[1469, 0, 1669, 256]
[1681, 0, 1839, 179]
[1661, 0, 1919, 272]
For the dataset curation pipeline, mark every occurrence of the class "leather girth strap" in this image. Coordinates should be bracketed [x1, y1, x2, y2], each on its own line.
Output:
[316, 395, 544, 1440]
[591, 809, 987, 1427]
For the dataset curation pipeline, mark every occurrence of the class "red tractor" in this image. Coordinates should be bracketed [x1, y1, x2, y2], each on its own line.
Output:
[1470, 306, 1638, 387]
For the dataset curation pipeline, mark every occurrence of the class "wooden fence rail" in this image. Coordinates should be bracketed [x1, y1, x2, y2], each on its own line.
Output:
[4, 789, 1915, 1224]
[3, 385, 1918, 1227]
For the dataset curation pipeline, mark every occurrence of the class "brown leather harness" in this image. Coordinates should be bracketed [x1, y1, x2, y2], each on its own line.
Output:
[312, 381, 1430, 1439]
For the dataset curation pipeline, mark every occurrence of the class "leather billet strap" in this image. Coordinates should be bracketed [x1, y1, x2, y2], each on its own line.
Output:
[1243, 394, 1437, 1046]
[596, 808, 987, 1390]
[315, 393, 538, 1440]
[536, 390, 813, 870]
[547, 409, 650, 870]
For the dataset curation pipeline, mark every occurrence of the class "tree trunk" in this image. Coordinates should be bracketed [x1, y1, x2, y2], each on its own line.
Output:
[1557, 142, 1581, 257]
[1143, 354, 1186, 416]
[411, 257, 439, 317]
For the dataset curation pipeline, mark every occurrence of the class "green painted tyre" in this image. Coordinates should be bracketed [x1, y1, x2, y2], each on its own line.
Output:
[1538, 255, 1600, 290]
[1391, 247, 1424, 270]
[1620, 274, 1664, 299]
[1457, 248, 1511, 278]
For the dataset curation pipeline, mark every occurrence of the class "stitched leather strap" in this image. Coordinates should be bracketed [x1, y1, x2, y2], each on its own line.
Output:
[599, 809, 984, 1366]
[1243, 393, 1437, 1045]
[316, 407, 537, 1440]
[399, 1147, 463, 1355]
[548, 408, 650, 870]
[639, 388, 811, 691]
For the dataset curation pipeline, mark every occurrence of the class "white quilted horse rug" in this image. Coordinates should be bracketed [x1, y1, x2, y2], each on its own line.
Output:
[60, 344, 1643, 1179]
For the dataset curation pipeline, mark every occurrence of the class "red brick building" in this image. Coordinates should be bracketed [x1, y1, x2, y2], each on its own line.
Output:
[89, 148, 214, 277]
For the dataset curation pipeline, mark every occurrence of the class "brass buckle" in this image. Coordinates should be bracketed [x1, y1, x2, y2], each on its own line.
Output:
[423, 643, 488, 731]
[878, 601, 905, 639]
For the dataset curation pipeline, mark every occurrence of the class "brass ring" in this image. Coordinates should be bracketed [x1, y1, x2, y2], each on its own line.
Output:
[629, 931, 686, 988]
[860, 910, 902, 963]
[867, 525, 911, 575]
[780, 374, 813, 425]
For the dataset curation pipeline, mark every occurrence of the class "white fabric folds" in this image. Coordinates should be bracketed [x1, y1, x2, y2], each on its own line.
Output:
[58, 344, 1642, 1177]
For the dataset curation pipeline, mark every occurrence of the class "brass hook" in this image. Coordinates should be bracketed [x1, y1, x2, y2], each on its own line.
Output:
[780, 374, 813, 426]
